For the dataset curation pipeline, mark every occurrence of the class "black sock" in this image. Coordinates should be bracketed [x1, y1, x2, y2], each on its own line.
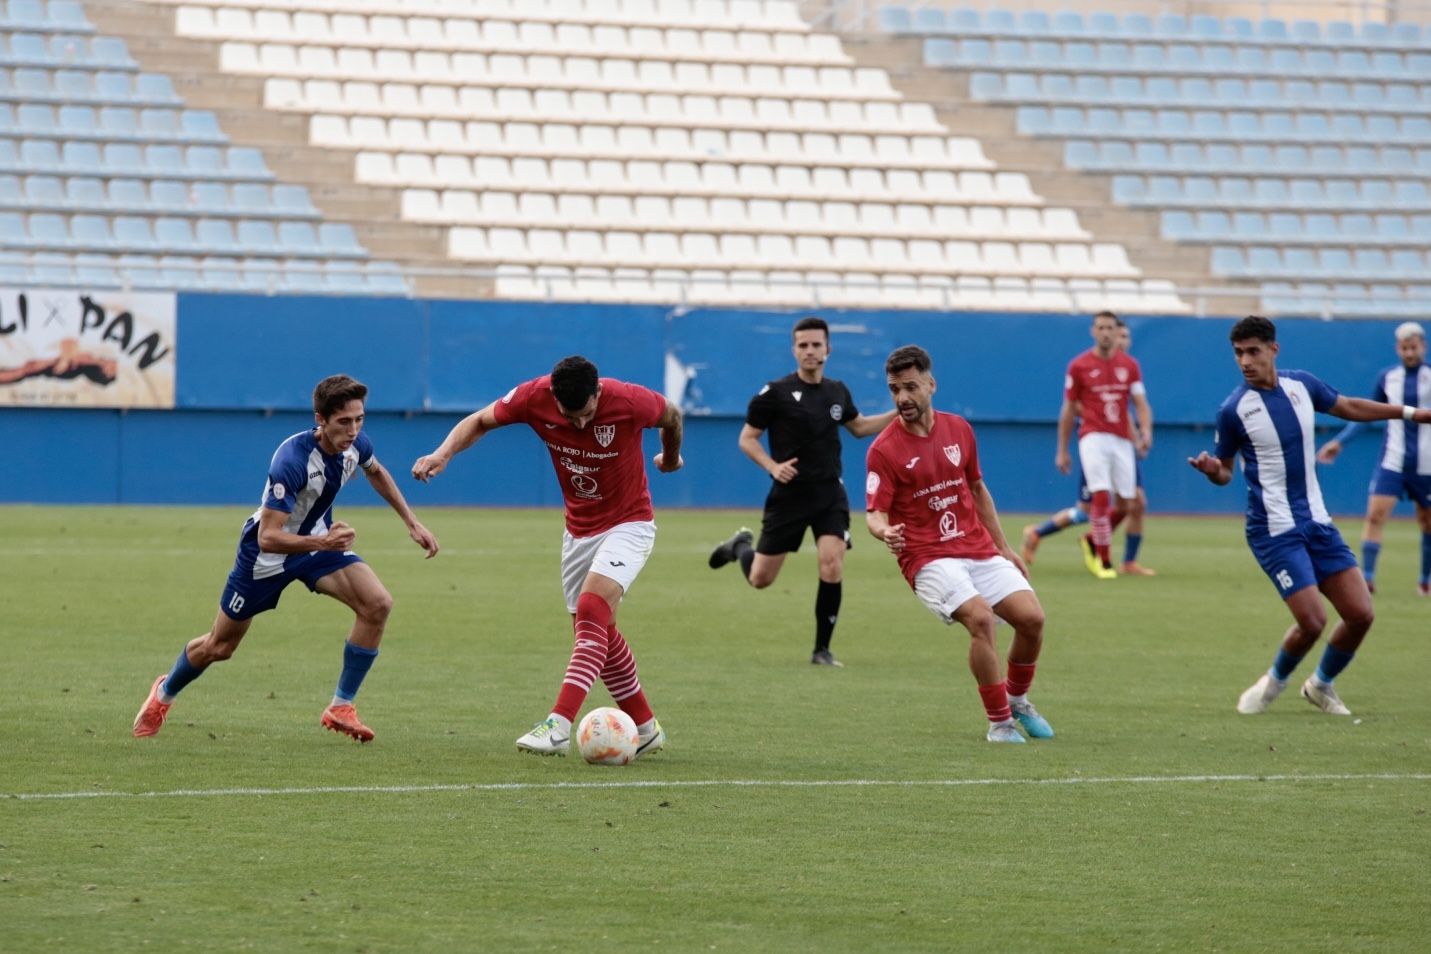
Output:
[815, 580, 841, 652]
[738, 547, 755, 580]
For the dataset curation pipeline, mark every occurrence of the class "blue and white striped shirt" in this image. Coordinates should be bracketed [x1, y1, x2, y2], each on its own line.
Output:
[1214, 370, 1339, 539]
[235, 429, 375, 579]
[1331, 363, 1431, 475]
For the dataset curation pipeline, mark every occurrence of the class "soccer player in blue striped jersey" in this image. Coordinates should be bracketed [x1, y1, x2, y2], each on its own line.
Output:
[132, 374, 440, 742]
[1315, 321, 1431, 595]
[1190, 316, 1431, 717]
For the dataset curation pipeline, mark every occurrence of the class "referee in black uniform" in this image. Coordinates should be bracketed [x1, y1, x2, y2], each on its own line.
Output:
[709, 316, 895, 666]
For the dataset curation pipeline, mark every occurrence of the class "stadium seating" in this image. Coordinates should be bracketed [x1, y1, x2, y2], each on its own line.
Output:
[885, 4, 1431, 315]
[0, 0, 406, 293]
[144, 0, 1176, 309]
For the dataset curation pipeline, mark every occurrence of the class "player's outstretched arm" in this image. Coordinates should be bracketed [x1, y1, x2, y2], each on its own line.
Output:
[844, 408, 898, 438]
[1054, 399, 1076, 474]
[653, 399, 684, 473]
[364, 458, 439, 558]
[1187, 451, 1234, 486]
[1329, 395, 1431, 425]
[412, 402, 503, 482]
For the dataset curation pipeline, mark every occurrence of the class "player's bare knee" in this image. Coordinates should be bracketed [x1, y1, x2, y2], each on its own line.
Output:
[748, 571, 775, 589]
[360, 588, 394, 624]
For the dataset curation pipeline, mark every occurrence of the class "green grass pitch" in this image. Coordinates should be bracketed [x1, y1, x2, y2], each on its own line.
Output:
[2, 505, 1429, 952]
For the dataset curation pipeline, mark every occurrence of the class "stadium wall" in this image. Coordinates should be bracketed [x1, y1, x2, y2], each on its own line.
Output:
[0, 294, 1412, 516]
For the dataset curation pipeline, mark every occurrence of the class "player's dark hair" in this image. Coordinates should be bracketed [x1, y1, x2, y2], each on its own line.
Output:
[550, 355, 600, 410]
[1230, 315, 1276, 343]
[313, 374, 368, 418]
[885, 345, 932, 376]
[792, 316, 829, 340]
[1093, 310, 1122, 326]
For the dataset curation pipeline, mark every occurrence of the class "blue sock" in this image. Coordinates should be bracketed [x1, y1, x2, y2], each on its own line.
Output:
[1315, 644, 1356, 685]
[1421, 534, 1431, 585]
[162, 647, 206, 698]
[1362, 540, 1381, 583]
[1124, 533, 1143, 565]
[335, 641, 379, 702]
[1033, 518, 1062, 538]
[1270, 647, 1304, 682]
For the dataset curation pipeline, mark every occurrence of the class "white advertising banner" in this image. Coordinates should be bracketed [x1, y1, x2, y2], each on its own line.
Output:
[0, 288, 177, 408]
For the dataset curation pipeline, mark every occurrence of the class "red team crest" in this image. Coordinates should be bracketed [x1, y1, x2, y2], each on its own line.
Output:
[944, 444, 961, 467]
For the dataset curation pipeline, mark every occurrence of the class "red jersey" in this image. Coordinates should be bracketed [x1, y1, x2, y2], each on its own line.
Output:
[1063, 348, 1144, 439]
[493, 376, 667, 537]
[865, 412, 999, 585]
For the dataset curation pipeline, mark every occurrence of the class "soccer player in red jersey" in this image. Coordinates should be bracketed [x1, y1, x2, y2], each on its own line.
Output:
[412, 356, 682, 757]
[865, 345, 1054, 744]
[1055, 311, 1154, 579]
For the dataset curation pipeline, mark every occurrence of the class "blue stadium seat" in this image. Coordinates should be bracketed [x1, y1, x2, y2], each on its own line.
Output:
[61, 140, 101, 174]
[1210, 245, 1245, 275]
[23, 173, 63, 206]
[1162, 210, 1195, 239]
[876, 6, 911, 33]
[1053, 11, 1084, 33]
[106, 178, 146, 211]
[195, 218, 236, 254]
[190, 181, 229, 213]
[17, 103, 55, 134]
[148, 179, 188, 211]
[153, 216, 195, 250]
[923, 38, 958, 67]
[912, 9, 945, 33]
[0, 174, 19, 205]
[274, 220, 315, 254]
[225, 147, 269, 178]
[75, 253, 120, 287]
[31, 252, 76, 285]
[140, 108, 179, 137]
[28, 211, 69, 247]
[1110, 175, 1144, 203]
[60, 179, 103, 213]
[49, 1, 90, 31]
[184, 145, 224, 177]
[135, 73, 176, 103]
[99, 106, 138, 137]
[200, 256, 243, 290]
[71, 213, 111, 248]
[57, 104, 94, 134]
[272, 184, 315, 216]
[145, 145, 184, 176]
[237, 219, 276, 250]
[20, 137, 58, 170]
[318, 222, 362, 255]
[181, 111, 223, 141]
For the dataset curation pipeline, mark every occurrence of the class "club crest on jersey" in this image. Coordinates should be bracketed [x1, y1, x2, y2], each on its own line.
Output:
[271, 482, 286, 500]
[944, 444, 961, 467]
[1115, 367, 1129, 383]
[830, 404, 843, 421]
[593, 424, 616, 447]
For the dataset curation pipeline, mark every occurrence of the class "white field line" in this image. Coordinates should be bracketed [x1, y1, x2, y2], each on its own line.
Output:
[5, 772, 1429, 802]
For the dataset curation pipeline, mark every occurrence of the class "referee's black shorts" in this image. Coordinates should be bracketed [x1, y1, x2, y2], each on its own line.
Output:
[757, 480, 851, 555]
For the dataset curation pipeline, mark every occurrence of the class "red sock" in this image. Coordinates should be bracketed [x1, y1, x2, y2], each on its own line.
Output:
[601, 625, 653, 725]
[1006, 661, 1037, 698]
[552, 592, 610, 721]
[977, 682, 1012, 723]
[1090, 490, 1113, 567]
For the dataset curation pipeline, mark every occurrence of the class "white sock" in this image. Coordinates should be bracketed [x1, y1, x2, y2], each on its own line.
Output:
[331, 695, 352, 708]
[1007, 693, 1029, 706]
[548, 713, 572, 734]
[636, 718, 657, 737]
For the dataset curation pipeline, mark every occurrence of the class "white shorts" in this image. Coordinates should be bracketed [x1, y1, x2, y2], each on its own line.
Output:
[913, 556, 1033, 625]
[1078, 431, 1137, 499]
[560, 520, 656, 613]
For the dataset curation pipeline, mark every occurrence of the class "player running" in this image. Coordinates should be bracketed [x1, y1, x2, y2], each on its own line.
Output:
[1190, 316, 1431, 716]
[708, 316, 895, 667]
[1055, 311, 1153, 579]
[866, 345, 1054, 744]
[1316, 321, 1431, 594]
[131, 374, 440, 742]
[1025, 320, 1154, 574]
[413, 355, 680, 758]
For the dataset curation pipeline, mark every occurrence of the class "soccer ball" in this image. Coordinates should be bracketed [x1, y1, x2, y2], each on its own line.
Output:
[577, 707, 639, 766]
